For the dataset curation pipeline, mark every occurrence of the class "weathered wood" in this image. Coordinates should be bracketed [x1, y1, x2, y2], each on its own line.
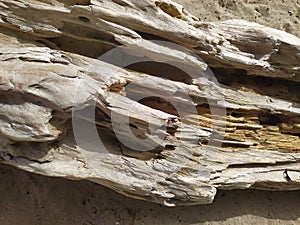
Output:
[0, 0, 299, 206]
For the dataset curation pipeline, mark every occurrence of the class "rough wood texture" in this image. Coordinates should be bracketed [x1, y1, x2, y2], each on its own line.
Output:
[0, 0, 299, 206]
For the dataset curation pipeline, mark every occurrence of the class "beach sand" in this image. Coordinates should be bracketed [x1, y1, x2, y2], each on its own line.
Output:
[175, 0, 300, 37]
[0, 163, 300, 225]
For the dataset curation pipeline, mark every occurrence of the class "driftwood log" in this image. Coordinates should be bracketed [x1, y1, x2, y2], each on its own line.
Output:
[0, 0, 299, 206]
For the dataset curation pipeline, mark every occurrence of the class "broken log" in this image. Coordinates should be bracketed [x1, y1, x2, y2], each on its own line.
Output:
[0, 0, 299, 206]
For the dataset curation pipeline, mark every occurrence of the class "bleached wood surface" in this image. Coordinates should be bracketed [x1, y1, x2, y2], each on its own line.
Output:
[0, 0, 299, 205]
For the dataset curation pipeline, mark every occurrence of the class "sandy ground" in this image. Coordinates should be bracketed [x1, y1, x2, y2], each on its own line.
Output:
[0, 163, 300, 225]
[1, 1, 300, 225]
[175, 0, 300, 37]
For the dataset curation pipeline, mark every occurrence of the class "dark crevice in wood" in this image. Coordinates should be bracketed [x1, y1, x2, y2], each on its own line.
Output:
[56, 0, 91, 7]
[281, 132, 300, 138]
[138, 97, 179, 116]
[0, 25, 115, 58]
[42, 36, 115, 58]
[227, 161, 299, 169]
[212, 67, 300, 104]
[126, 62, 193, 84]
[220, 141, 255, 148]
[78, 16, 90, 23]
[258, 113, 282, 126]
[112, 0, 133, 7]
[133, 30, 174, 42]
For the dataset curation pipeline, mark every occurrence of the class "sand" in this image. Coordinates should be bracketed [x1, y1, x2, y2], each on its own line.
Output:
[175, 0, 300, 37]
[1, 1, 300, 225]
[0, 164, 300, 225]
